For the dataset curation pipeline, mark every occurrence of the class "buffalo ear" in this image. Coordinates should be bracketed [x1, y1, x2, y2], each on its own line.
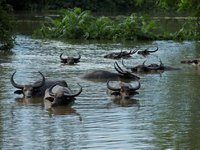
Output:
[111, 91, 120, 96]
[45, 97, 54, 102]
[14, 90, 23, 95]
[130, 91, 139, 95]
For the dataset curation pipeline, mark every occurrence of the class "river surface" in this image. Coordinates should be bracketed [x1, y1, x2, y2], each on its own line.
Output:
[1, 22, 200, 149]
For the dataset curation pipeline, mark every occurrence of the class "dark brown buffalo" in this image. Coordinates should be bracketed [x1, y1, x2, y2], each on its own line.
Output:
[60, 53, 81, 65]
[122, 59, 180, 73]
[181, 59, 200, 65]
[137, 47, 158, 57]
[44, 83, 82, 107]
[104, 49, 137, 59]
[11, 71, 68, 99]
[107, 80, 141, 101]
[81, 62, 140, 82]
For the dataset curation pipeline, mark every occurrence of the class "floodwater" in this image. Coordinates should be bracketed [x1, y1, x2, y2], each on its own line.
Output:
[1, 17, 200, 149]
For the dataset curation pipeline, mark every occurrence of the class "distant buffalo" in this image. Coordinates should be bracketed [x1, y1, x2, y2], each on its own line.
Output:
[60, 53, 81, 65]
[181, 59, 200, 66]
[104, 49, 138, 59]
[137, 47, 158, 57]
[122, 59, 180, 74]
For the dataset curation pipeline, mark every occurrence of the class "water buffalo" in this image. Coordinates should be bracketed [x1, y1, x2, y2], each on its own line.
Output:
[107, 80, 141, 102]
[137, 47, 158, 57]
[44, 83, 82, 108]
[104, 49, 137, 59]
[11, 71, 68, 99]
[60, 53, 81, 65]
[81, 62, 140, 82]
[181, 59, 200, 66]
[122, 59, 180, 74]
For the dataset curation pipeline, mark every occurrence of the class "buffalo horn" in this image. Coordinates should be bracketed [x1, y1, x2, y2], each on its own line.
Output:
[114, 62, 125, 74]
[48, 83, 57, 96]
[64, 84, 82, 97]
[10, 71, 24, 89]
[130, 80, 141, 91]
[148, 46, 158, 53]
[33, 71, 45, 88]
[74, 53, 81, 62]
[60, 53, 67, 61]
[107, 80, 120, 91]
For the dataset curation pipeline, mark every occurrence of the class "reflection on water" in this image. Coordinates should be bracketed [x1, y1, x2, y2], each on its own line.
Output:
[0, 35, 200, 149]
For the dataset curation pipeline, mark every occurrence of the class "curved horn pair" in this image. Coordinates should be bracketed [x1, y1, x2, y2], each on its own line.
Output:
[60, 53, 81, 61]
[49, 83, 82, 97]
[147, 46, 158, 53]
[114, 62, 126, 74]
[11, 71, 45, 89]
[107, 80, 141, 91]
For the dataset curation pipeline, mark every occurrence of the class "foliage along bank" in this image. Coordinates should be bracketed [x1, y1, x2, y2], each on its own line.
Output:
[33, 8, 200, 42]
[0, 4, 15, 52]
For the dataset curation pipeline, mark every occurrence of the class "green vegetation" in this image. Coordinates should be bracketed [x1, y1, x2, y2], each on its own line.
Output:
[0, 4, 15, 52]
[33, 8, 157, 41]
[33, 7, 200, 41]
[1, 0, 200, 44]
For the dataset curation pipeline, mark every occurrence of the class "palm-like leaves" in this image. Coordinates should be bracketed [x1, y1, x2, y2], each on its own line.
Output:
[34, 8, 157, 40]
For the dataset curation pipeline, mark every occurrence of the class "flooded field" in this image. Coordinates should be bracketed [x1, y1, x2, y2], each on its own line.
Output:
[1, 27, 200, 149]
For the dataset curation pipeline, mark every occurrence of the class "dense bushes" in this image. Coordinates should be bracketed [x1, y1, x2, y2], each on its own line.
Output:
[33, 8, 157, 41]
[34, 8, 200, 41]
[0, 5, 15, 51]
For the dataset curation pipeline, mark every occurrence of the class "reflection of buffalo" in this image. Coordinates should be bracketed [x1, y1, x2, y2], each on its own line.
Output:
[104, 49, 137, 59]
[81, 62, 140, 82]
[122, 59, 180, 74]
[44, 83, 82, 108]
[137, 47, 158, 57]
[47, 105, 82, 120]
[11, 71, 68, 99]
[60, 53, 81, 65]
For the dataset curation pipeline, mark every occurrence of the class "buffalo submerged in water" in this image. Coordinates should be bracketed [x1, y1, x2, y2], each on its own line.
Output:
[44, 83, 82, 108]
[81, 62, 140, 82]
[10, 71, 68, 99]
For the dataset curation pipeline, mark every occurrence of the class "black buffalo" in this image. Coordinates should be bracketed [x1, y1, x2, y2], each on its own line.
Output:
[60, 53, 81, 65]
[104, 49, 137, 59]
[11, 71, 68, 99]
[122, 59, 180, 74]
[81, 62, 140, 82]
[137, 47, 158, 57]
[107, 80, 140, 100]
[44, 83, 82, 108]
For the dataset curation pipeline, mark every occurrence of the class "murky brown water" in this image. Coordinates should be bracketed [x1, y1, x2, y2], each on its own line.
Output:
[1, 34, 200, 149]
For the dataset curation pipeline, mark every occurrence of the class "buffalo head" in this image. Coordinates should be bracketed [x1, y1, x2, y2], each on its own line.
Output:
[11, 71, 45, 99]
[60, 53, 81, 65]
[107, 80, 140, 100]
[104, 49, 137, 59]
[122, 59, 165, 73]
[137, 47, 158, 57]
[44, 83, 82, 107]
[181, 59, 200, 65]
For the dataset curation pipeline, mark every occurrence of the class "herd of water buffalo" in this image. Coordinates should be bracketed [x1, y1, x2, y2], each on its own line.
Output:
[9, 46, 200, 109]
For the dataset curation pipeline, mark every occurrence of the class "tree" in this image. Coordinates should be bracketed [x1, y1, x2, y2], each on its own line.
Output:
[0, 2, 15, 52]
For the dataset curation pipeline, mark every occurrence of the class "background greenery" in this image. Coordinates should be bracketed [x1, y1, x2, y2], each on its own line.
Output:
[0, 0, 200, 52]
